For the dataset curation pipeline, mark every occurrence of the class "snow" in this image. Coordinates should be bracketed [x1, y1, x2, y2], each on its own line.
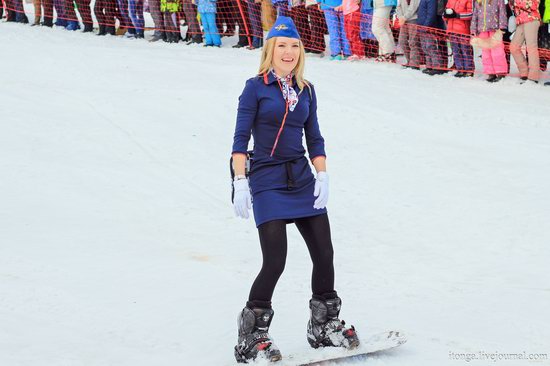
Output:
[1, 22, 550, 366]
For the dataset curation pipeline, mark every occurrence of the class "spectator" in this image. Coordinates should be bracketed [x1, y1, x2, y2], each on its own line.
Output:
[336, 0, 365, 60]
[318, 0, 352, 60]
[471, 0, 508, 81]
[54, 0, 66, 26]
[216, 0, 236, 36]
[95, 0, 117, 35]
[245, 0, 263, 48]
[443, 0, 475, 77]
[273, 0, 291, 16]
[538, 0, 550, 80]
[305, 0, 327, 54]
[129, 0, 145, 38]
[232, 0, 254, 48]
[182, 0, 203, 44]
[115, 0, 136, 37]
[198, 0, 222, 46]
[149, 0, 167, 42]
[509, 0, 542, 82]
[64, 0, 94, 31]
[360, 0, 380, 58]
[6, 0, 28, 23]
[32, 0, 53, 26]
[161, 0, 181, 42]
[397, 0, 423, 68]
[418, 0, 448, 74]
[372, 0, 398, 61]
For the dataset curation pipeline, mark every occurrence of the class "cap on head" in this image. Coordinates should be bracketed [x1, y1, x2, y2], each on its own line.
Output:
[266, 16, 301, 41]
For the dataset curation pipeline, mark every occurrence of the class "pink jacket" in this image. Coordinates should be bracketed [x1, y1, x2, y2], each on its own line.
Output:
[509, 0, 541, 25]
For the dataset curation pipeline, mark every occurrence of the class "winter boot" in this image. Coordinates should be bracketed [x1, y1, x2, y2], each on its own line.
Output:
[186, 34, 202, 45]
[307, 294, 359, 349]
[65, 20, 80, 31]
[54, 18, 67, 27]
[6, 10, 17, 22]
[97, 24, 106, 36]
[234, 305, 282, 363]
[232, 35, 248, 48]
[42, 16, 53, 27]
[105, 25, 116, 35]
[83, 22, 93, 32]
[149, 31, 165, 42]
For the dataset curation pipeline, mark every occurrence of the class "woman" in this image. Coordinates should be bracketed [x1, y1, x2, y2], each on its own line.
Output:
[231, 16, 359, 364]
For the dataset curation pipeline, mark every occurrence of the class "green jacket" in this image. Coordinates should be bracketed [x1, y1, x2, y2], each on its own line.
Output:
[161, 0, 181, 12]
[544, 0, 550, 22]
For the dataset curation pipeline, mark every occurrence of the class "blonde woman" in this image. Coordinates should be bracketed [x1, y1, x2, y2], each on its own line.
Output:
[231, 15, 359, 364]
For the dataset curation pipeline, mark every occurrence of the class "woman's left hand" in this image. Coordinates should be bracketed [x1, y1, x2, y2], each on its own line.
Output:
[313, 171, 329, 209]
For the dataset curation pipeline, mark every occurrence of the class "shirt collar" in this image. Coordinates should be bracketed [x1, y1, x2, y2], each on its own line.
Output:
[262, 71, 298, 87]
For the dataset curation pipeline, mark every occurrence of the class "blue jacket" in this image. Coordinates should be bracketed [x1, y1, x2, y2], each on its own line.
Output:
[197, 0, 216, 13]
[317, 0, 343, 10]
[417, 0, 445, 28]
[233, 73, 325, 167]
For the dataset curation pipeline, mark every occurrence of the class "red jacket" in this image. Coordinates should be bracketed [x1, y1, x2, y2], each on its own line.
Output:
[445, 0, 474, 34]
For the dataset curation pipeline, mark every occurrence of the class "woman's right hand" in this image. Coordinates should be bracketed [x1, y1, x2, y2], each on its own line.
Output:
[233, 179, 252, 219]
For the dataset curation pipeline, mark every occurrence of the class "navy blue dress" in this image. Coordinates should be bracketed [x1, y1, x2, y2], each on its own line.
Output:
[232, 73, 327, 227]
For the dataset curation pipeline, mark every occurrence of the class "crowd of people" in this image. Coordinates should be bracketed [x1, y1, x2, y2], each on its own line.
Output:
[2, 0, 549, 83]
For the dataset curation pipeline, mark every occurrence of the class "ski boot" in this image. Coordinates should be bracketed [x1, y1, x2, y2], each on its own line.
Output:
[307, 294, 360, 349]
[234, 305, 282, 363]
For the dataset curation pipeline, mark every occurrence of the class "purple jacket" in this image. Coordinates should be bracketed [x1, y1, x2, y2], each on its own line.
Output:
[470, 0, 508, 34]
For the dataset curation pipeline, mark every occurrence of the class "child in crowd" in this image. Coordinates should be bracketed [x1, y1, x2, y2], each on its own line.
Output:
[509, 0, 541, 82]
[198, 0, 222, 46]
[471, 0, 508, 82]
[94, 0, 117, 35]
[444, 0, 475, 76]
[318, 0, 352, 59]
[361, 0, 380, 58]
[540, 0, 550, 85]
[129, 0, 145, 38]
[417, 0, 448, 74]
[305, 0, 328, 53]
[397, 0, 423, 68]
[161, 0, 182, 42]
[372, 0, 397, 61]
[336, 0, 365, 60]
[32, 0, 53, 26]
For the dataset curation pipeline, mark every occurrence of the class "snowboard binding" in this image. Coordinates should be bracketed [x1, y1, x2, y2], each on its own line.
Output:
[307, 295, 360, 349]
[234, 306, 282, 363]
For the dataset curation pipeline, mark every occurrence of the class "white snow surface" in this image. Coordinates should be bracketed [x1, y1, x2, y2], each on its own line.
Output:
[1, 23, 550, 366]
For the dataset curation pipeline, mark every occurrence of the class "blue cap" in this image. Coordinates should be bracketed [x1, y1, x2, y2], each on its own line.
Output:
[266, 16, 301, 40]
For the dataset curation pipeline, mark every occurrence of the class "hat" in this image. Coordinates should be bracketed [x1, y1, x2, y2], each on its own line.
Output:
[266, 16, 301, 41]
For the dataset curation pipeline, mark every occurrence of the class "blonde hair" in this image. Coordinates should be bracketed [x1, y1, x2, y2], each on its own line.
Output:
[258, 37, 309, 91]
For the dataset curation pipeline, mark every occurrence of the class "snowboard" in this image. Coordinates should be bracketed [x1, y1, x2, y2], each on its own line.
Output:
[284, 331, 407, 366]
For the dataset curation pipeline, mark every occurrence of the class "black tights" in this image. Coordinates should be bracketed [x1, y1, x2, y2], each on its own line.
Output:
[248, 213, 336, 308]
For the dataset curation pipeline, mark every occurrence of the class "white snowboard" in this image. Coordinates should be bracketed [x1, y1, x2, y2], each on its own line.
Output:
[283, 331, 407, 366]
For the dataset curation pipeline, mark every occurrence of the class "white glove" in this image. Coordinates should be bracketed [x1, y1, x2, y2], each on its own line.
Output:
[313, 171, 329, 209]
[233, 178, 252, 219]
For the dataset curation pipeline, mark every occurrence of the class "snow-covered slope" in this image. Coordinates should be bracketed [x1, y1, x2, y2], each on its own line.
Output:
[1, 23, 549, 366]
